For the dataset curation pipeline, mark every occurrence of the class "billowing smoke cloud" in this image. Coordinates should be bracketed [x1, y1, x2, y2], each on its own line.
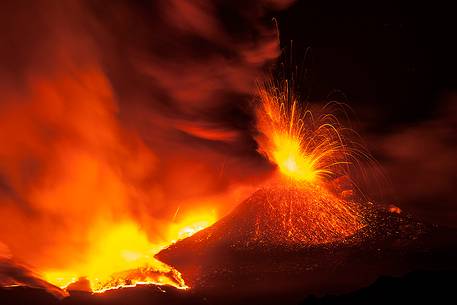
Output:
[0, 0, 292, 281]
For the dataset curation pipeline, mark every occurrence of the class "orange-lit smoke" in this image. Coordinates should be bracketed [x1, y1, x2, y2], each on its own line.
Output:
[0, 65, 201, 291]
[0, 0, 289, 294]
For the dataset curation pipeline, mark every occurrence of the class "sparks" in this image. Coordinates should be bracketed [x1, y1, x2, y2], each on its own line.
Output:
[256, 77, 356, 184]
[252, 72, 372, 244]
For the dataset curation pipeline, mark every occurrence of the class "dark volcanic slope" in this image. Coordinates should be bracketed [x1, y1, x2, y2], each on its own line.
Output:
[0, 284, 208, 305]
[157, 185, 457, 303]
[2, 269, 456, 305]
[300, 270, 457, 305]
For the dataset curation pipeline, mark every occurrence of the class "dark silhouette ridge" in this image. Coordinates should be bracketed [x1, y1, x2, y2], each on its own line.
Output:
[300, 269, 457, 305]
[1, 270, 456, 305]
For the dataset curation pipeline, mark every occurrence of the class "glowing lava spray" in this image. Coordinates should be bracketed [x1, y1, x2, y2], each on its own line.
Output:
[253, 74, 369, 245]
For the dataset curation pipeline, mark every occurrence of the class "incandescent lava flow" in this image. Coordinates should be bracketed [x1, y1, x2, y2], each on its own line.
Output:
[39, 213, 216, 294]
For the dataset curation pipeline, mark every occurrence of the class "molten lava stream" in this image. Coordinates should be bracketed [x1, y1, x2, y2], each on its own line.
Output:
[42, 213, 216, 293]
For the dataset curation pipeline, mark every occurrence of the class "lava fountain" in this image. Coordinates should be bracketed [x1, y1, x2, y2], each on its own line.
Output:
[251, 74, 370, 244]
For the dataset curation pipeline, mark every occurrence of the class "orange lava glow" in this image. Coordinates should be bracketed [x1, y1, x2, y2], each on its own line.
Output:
[15, 208, 217, 293]
[40, 212, 216, 293]
[41, 222, 180, 292]
[388, 204, 402, 214]
[169, 209, 217, 241]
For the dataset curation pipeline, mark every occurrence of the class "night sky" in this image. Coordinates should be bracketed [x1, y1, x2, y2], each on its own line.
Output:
[275, 1, 457, 227]
[276, 1, 456, 128]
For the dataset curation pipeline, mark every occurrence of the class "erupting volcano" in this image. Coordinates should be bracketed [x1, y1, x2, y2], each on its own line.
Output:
[157, 75, 378, 291]
[2, 2, 457, 305]
[163, 72, 375, 251]
[156, 73, 456, 298]
[173, 74, 375, 248]
[249, 74, 372, 245]
[0, 66, 378, 297]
